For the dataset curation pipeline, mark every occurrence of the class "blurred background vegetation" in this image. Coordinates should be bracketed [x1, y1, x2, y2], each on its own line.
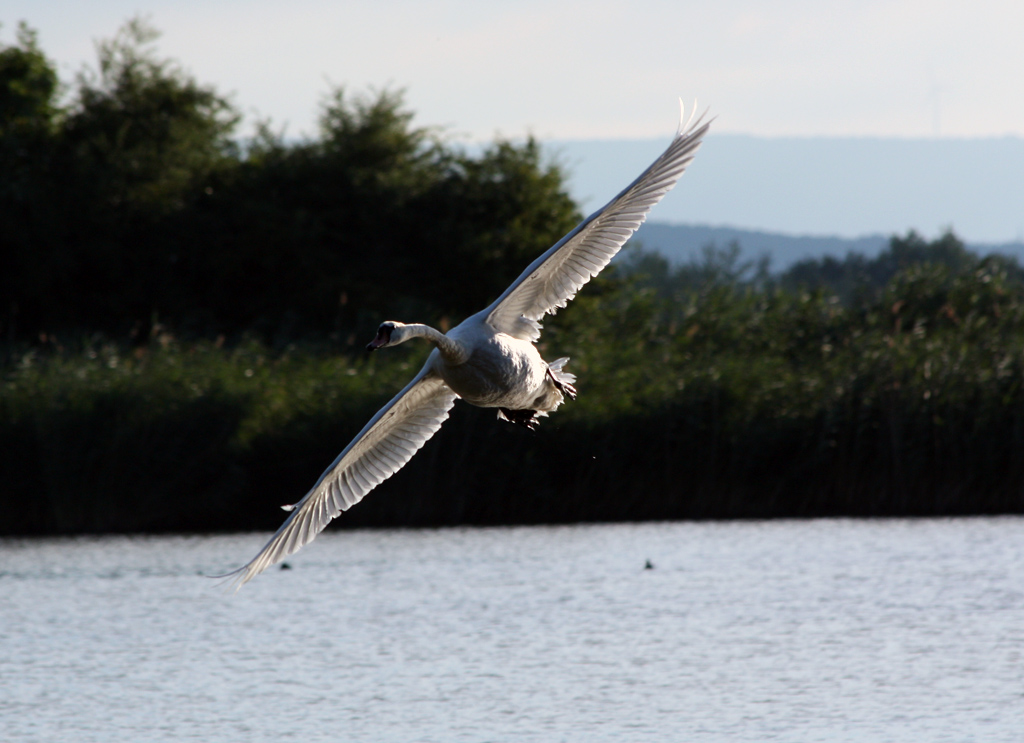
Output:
[4, 20, 1024, 535]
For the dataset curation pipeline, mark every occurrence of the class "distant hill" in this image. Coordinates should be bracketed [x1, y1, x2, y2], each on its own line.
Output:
[629, 222, 1024, 271]
[548, 134, 1024, 246]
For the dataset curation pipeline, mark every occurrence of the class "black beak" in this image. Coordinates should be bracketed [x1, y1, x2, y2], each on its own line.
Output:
[366, 328, 389, 352]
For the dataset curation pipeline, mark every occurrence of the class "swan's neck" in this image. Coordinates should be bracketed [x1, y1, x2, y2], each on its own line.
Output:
[399, 324, 468, 363]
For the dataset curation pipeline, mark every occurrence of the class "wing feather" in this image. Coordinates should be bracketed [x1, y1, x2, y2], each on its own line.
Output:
[226, 367, 457, 588]
[485, 105, 711, 340]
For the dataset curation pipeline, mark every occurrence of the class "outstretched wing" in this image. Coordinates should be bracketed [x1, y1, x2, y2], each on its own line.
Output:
[484, 104, 711, 341]
[227, 365, 458, 587]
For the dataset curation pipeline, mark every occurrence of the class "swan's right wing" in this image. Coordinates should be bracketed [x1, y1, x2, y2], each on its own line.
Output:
[484, 104, 710, 341]
[226, 366, 458, 588]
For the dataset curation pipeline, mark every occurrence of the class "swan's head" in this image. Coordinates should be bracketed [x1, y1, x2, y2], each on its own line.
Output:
[366, 321, 406, 351]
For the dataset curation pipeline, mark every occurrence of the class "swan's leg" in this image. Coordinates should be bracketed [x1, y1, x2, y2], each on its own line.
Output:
[547, 369, 577, 400]
[498, 408, 540, 431]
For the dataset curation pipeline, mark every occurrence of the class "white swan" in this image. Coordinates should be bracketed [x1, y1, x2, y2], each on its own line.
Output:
[227, 104, 711, 586]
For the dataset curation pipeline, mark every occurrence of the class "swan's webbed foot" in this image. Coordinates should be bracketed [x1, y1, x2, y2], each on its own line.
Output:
[548, 369, 577, 400]
[498, 408, 540, 431]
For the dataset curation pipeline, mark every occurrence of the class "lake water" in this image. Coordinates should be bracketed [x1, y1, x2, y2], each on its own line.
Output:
[2, 518, 1023, 742]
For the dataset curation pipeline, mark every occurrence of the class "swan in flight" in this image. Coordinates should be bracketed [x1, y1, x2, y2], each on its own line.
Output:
[227, 104, 710, 586]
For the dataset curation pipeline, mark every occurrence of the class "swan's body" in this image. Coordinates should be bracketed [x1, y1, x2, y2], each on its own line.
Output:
[227, 104, 711, 586]
[389, 321, 573, 417]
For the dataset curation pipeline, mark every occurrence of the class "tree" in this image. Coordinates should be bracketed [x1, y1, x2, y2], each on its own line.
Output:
[39, 18, 239, 335]
[0, 22, 61, 341]
[63, 18, 238, 216]
[3, 21, 583, 343]
[778, 229, 1024, 304]
[165, 88, 581, 341]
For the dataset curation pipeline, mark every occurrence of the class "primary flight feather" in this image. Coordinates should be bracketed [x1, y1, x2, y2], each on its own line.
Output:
[226, 103, 710, 587]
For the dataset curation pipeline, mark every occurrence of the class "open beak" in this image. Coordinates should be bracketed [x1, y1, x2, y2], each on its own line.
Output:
[366, 330, 388, 352]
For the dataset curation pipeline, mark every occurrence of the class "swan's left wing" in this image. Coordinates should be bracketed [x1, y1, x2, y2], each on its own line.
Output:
[484, 104, 711, 341]
[225, 366, 457, 588]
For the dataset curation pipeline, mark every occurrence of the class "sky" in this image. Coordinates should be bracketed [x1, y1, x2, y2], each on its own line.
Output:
[555, 136, 1024, 243]
[4, 1, 1022, 243]
[4, 0, 1024, 141]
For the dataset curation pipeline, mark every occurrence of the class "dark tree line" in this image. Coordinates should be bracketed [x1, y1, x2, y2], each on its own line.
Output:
[1, 20, 580, 346]
[7, 229, 1024, 535]
[777, 230, 1024, 303]
[622, 228, 1024, 310]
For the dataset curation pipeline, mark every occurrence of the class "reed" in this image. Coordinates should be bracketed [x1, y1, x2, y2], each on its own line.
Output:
[4, 259, 1024, 535]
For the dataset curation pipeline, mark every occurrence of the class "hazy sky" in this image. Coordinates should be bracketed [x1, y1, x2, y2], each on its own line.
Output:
[4, 0, 1023, 141]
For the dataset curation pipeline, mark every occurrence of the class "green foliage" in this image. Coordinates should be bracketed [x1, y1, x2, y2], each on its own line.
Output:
[2, 20, 580, 345]
[6, 251, 1024, 535]
[171, 90, 578, 340]
[64, 18, 239, 216]
[2, 19, 241, 339]
[419, 137, 580, 314]
[0, 22, 58, 147]
[0, 336, 428, 533]
[777, 228, 1024, 303]
[621, 240, 772, 299]
[0, 22, 62, 341]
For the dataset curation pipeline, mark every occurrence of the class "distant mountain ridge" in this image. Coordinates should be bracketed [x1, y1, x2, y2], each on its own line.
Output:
[630, 222, 1024, 271]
